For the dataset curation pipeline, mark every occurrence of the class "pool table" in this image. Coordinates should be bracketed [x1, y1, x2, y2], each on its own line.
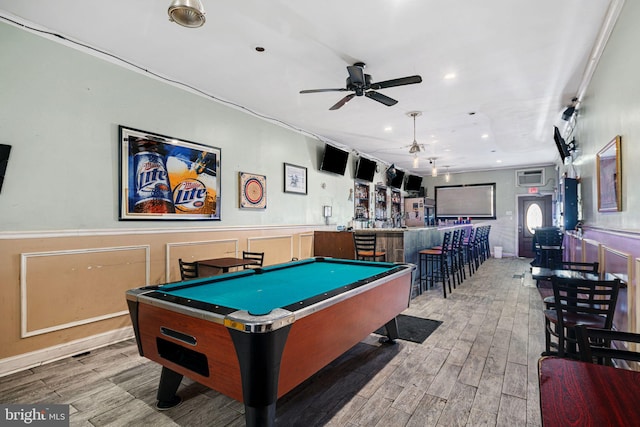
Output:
[126, 257, 414, 427]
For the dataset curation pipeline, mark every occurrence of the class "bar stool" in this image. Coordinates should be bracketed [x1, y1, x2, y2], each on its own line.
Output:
[419, 231, 452, 298]
[462, 227, 476, 276]
[449, 229, 462, 288]
[483, 225, 492, 260]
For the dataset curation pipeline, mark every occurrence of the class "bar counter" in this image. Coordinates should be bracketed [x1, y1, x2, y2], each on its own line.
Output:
[314, 224, 472, 269]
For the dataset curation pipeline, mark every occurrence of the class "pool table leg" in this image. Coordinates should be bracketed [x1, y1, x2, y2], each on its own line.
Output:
[156, 366, 183, 409]
[228, 325, 292, 427]
[378, 317, 400, 344]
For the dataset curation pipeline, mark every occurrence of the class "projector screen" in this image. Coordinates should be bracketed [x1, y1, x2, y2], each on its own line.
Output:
[435, 183, 496, 219]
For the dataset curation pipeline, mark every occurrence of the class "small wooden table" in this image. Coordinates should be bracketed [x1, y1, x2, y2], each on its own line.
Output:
[539, 357, 640, 426]
[198, 257, 258, 273]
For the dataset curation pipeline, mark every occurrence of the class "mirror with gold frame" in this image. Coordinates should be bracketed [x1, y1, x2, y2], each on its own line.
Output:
[596, 135, 621, 212]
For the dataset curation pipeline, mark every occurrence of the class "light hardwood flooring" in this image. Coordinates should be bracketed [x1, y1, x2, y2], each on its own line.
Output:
[0, 257, 544, 426]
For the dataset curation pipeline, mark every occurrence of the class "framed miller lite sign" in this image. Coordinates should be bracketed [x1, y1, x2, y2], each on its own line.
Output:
[119, 125, 221, 220]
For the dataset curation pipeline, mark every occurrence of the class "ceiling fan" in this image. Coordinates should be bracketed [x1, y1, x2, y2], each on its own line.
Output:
[299, 62, 422, 110]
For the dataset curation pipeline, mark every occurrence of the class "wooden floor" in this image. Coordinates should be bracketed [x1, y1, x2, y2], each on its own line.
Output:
[0, 257, 544, 426]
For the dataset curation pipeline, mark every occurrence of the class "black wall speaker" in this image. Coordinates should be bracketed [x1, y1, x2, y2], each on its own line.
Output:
[0, 144, 11, 193]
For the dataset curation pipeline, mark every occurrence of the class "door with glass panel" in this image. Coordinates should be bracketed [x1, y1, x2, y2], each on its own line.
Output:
[518, 195, 553, 258]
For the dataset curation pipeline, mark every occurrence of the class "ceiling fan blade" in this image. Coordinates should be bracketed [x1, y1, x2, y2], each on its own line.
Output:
[365, 91, 398, 106]
[329, 94, 356, 110]
[300, 88, 347, 94]
[347, 65, 366, 86]
[371, 75, 422, 89]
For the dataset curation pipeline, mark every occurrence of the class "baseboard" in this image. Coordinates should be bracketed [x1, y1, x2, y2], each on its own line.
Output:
[0, 327, 135, 377]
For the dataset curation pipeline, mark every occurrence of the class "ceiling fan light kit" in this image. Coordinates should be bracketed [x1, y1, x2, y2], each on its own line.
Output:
[300, 63, 422, 110]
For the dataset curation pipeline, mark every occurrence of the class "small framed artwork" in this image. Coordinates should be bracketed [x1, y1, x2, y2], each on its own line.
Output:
[596, 135, 622, 212]
[239, 172, 267, 209]
[119, 125, 221, 220]
[284, 163, 307, 195]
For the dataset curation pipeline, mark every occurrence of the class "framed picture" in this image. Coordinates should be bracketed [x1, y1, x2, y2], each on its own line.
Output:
[119, 125, 221, 220]
[284, 163, 307, 194]
[596, 135, 622, 212]
[239, 172, 267, 209]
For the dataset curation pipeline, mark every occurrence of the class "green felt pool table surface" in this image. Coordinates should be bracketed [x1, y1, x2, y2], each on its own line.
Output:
[158, 258, 399, 316]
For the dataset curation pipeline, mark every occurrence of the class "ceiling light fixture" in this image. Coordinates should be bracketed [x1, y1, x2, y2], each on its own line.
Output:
[407, 111, 424, 155]
[429, 158, 438, 177]
[168, 0, 206, 28]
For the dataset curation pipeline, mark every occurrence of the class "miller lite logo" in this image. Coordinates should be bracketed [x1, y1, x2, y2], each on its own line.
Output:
[173, 178, 207, 212]
[137, 160, 170, 193]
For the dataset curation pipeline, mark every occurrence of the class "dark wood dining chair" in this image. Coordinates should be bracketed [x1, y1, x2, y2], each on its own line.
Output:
[575, 325, 640, 367]
[540, 261, 601, 343]
[532, 227, 563, 268]
[178, 258, 199, 280]
[353, 233, 386, 261]
[551, 261, 599, 273]
[242, 251, 264, 269]
[544, 276, 621, 358]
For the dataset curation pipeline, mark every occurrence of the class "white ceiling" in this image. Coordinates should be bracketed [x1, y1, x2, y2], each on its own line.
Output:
[0, 0, 619, 175]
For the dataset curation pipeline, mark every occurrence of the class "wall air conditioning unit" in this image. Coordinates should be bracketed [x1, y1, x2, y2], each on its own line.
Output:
[516, 168, 545, 187]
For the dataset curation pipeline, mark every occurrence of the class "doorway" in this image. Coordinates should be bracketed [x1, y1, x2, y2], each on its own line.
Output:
[518, 194, 553, 258]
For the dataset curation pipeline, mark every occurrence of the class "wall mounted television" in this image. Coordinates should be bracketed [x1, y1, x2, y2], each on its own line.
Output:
[354, 157, 377, 182]
[405, 174, 423, 192]
[389, 168, 405, 189]
[554, 126, 570, 162]
[320, 144, 349, 176]
[0, 144, 11, 193]
[435, 183, 496, 219]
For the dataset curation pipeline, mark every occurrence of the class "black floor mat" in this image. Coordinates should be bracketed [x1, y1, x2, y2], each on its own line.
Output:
[374, 314, 443, 344]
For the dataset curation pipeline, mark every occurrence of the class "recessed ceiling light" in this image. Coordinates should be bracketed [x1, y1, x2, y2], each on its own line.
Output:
[496, 159, 503, 163]
[444, 73, 456, 80]
[384, 126, 393, 132]
[481, 134, 489, 139]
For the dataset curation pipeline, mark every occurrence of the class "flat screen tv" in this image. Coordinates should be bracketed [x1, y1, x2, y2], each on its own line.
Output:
[0, 144, 10, 193]
[554, 126, 570, 162]
[355, 157, 376, 182]
[389, 169, 405, 189]
[320, 144, 349, 175]
[405, 174, 423, 192]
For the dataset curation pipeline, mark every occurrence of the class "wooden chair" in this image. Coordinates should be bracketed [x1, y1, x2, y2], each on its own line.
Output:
[532, 227, 563, 268]
[178, 258, 199, 280]
[353, 233, 386, 261]
[551, 261, 599, 273]
[544, 276, 621, 358]
[242, 251, 264, 269]
[575, 325, 640, 366]
[540, 261, 601, 341]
